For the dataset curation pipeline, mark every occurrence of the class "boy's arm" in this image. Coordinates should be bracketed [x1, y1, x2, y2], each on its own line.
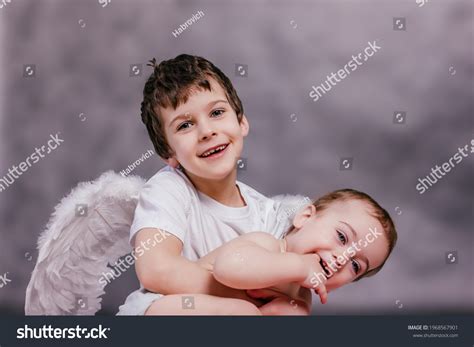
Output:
[212, 232, 317, 290]
[134, 228, 258, 302]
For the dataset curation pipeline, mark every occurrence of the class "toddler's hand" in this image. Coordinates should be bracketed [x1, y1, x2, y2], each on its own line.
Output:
[298, 253, 328, 304]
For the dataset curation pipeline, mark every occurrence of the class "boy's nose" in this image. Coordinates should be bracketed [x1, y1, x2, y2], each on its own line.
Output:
[198, 122, 217, 141]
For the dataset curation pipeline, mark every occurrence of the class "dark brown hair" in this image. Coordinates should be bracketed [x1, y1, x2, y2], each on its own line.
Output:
[141, 54, 244, 159]
[312, 189, 398, 281]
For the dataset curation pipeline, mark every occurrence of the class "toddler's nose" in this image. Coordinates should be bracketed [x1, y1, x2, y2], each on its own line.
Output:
[332, 253, 344, 268]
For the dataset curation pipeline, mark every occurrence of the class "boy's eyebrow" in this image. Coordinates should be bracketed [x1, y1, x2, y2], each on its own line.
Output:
[169, 113, 192, 128]
[168, 99, 229, 127]
[208, 99, 229, 107]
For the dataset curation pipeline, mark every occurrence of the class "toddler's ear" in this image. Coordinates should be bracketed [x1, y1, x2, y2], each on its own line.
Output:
[292, 204, 316, 229]
[165, 157, 180, 168]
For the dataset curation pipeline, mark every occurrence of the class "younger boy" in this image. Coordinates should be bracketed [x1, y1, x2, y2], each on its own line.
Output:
[144, 189, 398, 315]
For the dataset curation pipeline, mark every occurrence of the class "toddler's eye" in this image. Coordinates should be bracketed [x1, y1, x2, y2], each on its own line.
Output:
[351, 259, 361, 274]
[211, 109, 224, 117]
[337, 230, 347, 245]
[177, 121, 193, 131]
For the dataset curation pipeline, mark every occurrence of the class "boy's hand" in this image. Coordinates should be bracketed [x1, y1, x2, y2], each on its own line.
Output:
[298, 253, 328, 304]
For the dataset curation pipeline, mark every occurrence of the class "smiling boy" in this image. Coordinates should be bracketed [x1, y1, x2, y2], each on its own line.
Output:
[118, 54, 289, 315]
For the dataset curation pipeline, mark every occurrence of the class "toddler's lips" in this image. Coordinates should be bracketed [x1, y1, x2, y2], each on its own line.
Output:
[319, 258, 331, 277]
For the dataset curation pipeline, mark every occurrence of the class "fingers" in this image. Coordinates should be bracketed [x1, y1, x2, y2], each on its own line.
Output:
[314, 283, 328, 304]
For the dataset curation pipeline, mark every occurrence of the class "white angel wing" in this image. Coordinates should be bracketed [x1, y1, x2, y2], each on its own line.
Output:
[271, 194, 312, 220]
[25, 171, 145, 315]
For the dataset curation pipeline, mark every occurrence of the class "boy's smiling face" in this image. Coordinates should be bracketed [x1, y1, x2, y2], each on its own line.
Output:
[285, 199, 389, 292]
[159, 78, 249, 181]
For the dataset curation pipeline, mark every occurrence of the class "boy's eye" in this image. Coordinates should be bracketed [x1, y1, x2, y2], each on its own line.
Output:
[210, 109, 224, 117]
[177, 121, 193, 131]
[337, 230, 347, 245]
[351, 259, 361, 274]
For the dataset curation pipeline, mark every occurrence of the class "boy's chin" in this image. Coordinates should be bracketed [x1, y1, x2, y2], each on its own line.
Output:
[201, 166, 236, 180]
[188, 161, 237, 180]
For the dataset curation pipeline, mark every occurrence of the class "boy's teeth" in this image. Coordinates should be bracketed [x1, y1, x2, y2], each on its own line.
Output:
[202, 145, 226, 157]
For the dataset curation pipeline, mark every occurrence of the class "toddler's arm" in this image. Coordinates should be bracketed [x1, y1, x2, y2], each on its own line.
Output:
[212, 232, 318, 290]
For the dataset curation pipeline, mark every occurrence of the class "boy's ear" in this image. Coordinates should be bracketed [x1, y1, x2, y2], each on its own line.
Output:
[292, 204, 316, 229]
[240, 114, 249, 137]
[165, 157, 180, 168]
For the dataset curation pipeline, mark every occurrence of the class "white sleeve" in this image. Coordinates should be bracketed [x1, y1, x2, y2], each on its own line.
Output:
[129, 171, 191, 246]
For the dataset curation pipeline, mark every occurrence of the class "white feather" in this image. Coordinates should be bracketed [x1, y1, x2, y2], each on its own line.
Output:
[25, 171, 145, 315]
[272, 194, 311, 218]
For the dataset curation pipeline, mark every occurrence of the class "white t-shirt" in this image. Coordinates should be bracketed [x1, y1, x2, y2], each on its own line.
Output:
[130, 166, 290, 261]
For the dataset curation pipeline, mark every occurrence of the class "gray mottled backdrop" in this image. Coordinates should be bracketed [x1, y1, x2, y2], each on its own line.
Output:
[0, 0, 472, 315]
